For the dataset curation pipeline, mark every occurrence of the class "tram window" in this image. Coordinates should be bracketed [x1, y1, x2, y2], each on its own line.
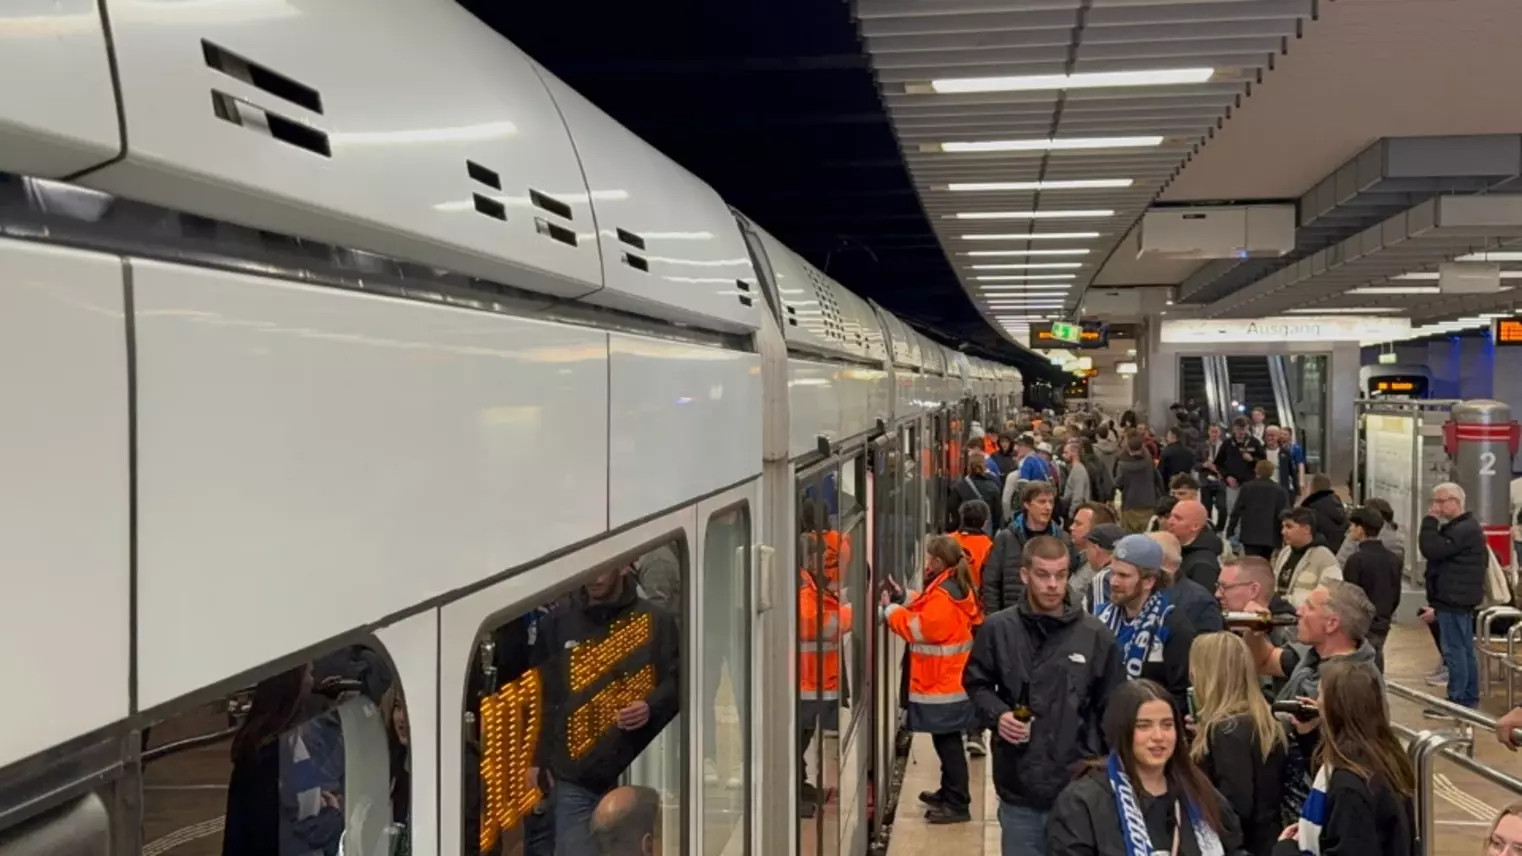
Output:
[700, 505, 750, 856]
[139, 645, 405, 856]
[466, 539, 685, 856]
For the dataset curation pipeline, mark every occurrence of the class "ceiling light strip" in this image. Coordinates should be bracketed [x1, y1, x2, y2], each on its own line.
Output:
[946, 179, 1134, 192]
[940, 136, 1163, 153]
[928, 68, 1215, 95]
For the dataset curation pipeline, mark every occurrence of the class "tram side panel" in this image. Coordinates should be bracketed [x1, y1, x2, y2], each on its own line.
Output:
[130, 260, 613, 710]
[0, 238, 131, 770]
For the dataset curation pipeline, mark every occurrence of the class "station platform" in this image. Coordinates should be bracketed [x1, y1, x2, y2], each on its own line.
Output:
[885, 621, 1517, 856]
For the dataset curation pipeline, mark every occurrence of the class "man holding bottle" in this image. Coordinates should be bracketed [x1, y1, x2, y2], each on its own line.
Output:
[963, 535, 1125, 855]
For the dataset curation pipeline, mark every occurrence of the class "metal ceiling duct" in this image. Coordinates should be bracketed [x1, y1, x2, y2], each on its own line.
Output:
[1203, 194, 1522, 317]
[1178, 134, 1522, 305]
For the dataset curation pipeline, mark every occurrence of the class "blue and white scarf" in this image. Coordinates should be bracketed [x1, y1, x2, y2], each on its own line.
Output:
[1296, 765, 1331, 855]
[1107, 753, 1225, 856]
[1099, 591, 1173, 679]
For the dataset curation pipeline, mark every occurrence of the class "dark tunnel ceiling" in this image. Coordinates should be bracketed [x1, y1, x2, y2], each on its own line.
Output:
[458, 0, 1061, 379]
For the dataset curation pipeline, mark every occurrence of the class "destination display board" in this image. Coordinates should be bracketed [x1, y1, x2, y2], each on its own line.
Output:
[1031, 320, 1108, 348]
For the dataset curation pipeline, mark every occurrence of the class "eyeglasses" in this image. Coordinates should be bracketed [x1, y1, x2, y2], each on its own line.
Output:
[1216, 581, 1254, 592]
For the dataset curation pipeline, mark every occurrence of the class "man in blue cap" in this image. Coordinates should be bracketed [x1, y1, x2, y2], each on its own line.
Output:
[1096, 534, 1198, 712]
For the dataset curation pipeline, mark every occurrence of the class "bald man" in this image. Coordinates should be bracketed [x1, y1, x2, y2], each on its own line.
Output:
[1150, 527, 1224, 633]
[591, 785, 660, 856]
[1167, 499, 1223, 592]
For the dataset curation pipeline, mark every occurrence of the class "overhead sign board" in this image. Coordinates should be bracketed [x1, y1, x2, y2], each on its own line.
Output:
[1495, 318, 1522, 346]
[1159, 316, 1411, 344]
[1049, 321, 1081, 344]
[1031, 320, 1109, 348]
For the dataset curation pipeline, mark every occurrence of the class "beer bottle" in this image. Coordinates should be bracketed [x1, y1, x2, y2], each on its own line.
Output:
[1012, 681, 1033, 724]
[1222, 610, 1297, 631]
[1271, 699, 1319, 723]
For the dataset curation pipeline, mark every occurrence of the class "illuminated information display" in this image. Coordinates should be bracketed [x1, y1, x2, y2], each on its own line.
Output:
[1367, 375, 1429, 397]
[1496, 318, 1522, 345]
[479, 611, 657, 848]
[1031, 321, 1109, 349]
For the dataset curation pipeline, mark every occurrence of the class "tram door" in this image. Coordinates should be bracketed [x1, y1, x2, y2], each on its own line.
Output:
[868, 433, 900, 845]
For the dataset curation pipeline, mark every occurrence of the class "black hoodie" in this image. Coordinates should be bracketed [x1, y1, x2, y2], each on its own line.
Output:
[1300, 489, 1348, 553]
[533, 577, 681, 794]
[962, 599, 1126, 810]
[1179, 527, 1224, 592]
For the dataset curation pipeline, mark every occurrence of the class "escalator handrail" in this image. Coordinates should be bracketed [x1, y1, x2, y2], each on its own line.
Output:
[142, 725, 240, 765]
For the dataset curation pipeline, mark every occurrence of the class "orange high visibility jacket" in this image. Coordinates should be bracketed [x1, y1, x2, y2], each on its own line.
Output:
[882, 570, 977, 733]
[798, 571, 853, 700]
[982, 435, 999, 456]
[951, 530, 994, 624]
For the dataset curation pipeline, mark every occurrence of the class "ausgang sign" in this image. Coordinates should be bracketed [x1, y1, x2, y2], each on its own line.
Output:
[1159, 316, 1411, 344]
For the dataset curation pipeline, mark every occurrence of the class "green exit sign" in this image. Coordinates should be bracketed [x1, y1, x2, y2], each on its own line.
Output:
[1049, 321, 1081, 344]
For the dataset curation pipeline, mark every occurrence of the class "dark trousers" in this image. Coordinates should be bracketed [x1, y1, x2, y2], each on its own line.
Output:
[1202, 483, 1226, 530]
[1243, 544, 1274, 559]
[1370, 631, 1387, 672]
[930, 731, 971, 808]
[1429, 618, 1443, 654]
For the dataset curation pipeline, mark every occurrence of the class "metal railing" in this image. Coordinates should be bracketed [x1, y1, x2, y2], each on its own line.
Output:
[1477, 606, 1522, 707]
[1387, 681, 1522, 854]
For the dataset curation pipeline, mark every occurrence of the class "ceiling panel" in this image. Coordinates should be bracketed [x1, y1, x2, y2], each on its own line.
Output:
[857, 0, 1318, 334]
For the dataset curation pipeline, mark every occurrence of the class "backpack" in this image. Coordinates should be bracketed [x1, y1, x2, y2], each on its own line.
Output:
[1086, 455, 1114, 503]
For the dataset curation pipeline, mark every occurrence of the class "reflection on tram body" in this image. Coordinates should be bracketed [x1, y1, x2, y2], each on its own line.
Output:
[470, 545, 683, 856]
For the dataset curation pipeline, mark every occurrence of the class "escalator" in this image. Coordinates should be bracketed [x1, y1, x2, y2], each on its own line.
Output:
[1225, 356, 1279, 424]
[1180, 356, 1207, 412]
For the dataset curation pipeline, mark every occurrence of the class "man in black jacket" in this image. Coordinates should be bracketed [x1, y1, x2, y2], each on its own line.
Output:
[531, 567, 681, 856]
[982, 481, 1074, 614]
[1159, 426, 1197, 485]
[1227, 459, 1290, 559]
[1168, 498, 1223, 591]
[1418, 482, 1489, 709]
[1217, 416, 1267, 513]
[963, 535, 1125, 856]
[1300, 473, 1348, 554]
[1342, 506, 1403, 671]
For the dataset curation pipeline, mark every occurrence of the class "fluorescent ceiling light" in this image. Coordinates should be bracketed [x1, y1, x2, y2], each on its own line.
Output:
[947, 179, 1134, 192]
[971, 263, 1084, 270]
[1394, 271, 1522, 280]
[941, 136, 1163, 153]
[976, 274, 1077, 281]
[1284, 307, 1402, 315]
[964, 249, 1091, 257]
[979, 286, 1073, 292]
[955, 210, 1114, 220]
[930, 68, 1214, 95]
[1349, 286, 1441, 295]
[962, 232, 1101, 241]
[1456, 252, 1522, 262]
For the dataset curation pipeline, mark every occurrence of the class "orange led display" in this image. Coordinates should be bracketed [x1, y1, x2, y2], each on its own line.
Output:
[568, 663, 657, 760]
[479, 669, 544, 850]
[1376, 380, 1416, 392]
[1497, 319, 1522, 345]
[569, 612, 652, 693]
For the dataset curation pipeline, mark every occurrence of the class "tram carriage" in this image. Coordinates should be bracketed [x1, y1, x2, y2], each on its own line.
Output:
[0, 4, 1025, 855]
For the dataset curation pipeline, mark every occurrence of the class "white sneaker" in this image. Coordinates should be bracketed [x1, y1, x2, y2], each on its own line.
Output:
[1425, 668, 1449, 687]
[703, 758, 720, 786]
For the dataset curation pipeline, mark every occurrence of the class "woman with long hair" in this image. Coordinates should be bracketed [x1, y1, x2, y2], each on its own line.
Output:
[1485, 800, 1522, 854]
[1274, 660, 1415, 856]
[1049, 679, 1245, 855]
[1189, 634, 1287, 856]
[223, 664, 346, 856]
[881, 535, 981, 824]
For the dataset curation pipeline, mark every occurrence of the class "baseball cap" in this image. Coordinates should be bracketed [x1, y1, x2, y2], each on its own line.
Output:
[1036, 442, 1053, 454]
[1113, 534, 1164, 571]
[1088, 523, 1126, 552]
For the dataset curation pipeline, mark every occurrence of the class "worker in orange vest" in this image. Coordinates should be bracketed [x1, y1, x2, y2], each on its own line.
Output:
[881, 535, 979, 824]
[798, 531, 852, 818]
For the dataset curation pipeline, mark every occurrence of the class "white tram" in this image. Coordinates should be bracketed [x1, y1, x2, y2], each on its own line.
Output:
[0, 4, 1028, 856]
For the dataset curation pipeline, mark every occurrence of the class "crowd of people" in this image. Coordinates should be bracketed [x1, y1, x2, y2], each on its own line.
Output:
[881, 402, 1505, 856]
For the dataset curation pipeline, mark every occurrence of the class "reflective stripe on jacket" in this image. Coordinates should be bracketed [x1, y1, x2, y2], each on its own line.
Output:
[799, 572, 852, 699]
[884, 570, 977, 733]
